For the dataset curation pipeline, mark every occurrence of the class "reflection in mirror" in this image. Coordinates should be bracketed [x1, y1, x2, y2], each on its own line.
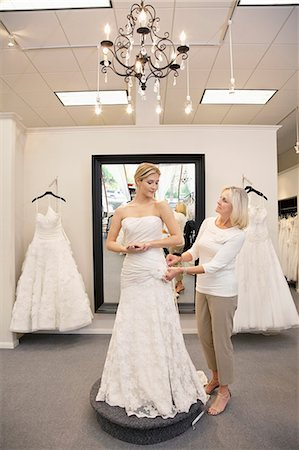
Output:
[92, 155, 205, 314]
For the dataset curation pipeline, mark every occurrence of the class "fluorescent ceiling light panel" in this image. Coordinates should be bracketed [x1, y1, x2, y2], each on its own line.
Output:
[55, 91, 128, 106]
[201, 89, 277, 105]
[238, 1, 299, 5]
[0, 0, 111, 11]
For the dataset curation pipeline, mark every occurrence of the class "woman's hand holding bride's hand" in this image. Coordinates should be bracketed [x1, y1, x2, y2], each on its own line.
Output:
[163, 267, 179, 282]
[166, 254, 181, 266]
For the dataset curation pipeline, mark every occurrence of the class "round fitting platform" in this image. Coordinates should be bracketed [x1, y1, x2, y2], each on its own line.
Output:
[90, 379, 205, 445]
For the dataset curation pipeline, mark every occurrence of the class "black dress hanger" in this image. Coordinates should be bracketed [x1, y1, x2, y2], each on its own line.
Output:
[244, 185, 268, 201]
[32, 191, 66, 203]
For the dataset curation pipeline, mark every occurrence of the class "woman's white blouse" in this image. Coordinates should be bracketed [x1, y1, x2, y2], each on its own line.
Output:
[188, 217, 245, 297]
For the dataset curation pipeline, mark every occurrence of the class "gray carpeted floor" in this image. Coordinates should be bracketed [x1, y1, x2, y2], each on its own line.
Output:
[1, 290, 298, 450]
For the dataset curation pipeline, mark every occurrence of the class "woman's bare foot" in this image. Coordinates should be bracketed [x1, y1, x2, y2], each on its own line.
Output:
[204, 379, 220, 395]
[207, 389, 231, 416]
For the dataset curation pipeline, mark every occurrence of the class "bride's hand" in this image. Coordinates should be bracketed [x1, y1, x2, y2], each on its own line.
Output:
[126, 242, 151, 253]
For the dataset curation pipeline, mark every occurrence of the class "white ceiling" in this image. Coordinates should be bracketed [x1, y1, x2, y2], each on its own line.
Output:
[0, 0, 298, 155]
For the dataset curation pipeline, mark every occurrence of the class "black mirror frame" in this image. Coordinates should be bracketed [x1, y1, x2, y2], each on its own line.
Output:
[92, 154, 205, 314]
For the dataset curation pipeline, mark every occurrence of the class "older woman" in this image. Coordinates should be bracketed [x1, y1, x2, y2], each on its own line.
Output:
[165, 187, 248, 416]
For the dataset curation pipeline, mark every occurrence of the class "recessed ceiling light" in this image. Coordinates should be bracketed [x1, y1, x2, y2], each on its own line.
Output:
[55, 91, 128, 106]
[201, 89, 277, 105]
[238, 1, 299, 5]
[0, 0, 111, 11]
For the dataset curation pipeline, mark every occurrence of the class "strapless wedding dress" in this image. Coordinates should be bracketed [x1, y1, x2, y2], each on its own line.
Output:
[10, 206, 93, 333]
[234, 206, 299, 333]
[96, 216, 207, 418]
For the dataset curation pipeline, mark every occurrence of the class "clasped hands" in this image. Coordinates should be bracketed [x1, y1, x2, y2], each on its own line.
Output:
[163, 254, 182, 282]
[126, 242, 151, 253]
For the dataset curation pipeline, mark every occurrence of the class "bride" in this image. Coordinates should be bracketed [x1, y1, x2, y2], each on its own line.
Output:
[96, 162, 208, 418]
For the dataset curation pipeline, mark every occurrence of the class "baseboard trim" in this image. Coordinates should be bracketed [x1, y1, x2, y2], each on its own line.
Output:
[34, 328, 198, 335]
[0, 340, 19, 349]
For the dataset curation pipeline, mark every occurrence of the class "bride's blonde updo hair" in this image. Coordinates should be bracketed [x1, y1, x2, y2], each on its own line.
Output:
[134, 162, 161, 184]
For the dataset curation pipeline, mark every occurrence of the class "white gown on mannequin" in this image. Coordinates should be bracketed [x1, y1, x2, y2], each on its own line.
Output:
[10, 205, 93, 333]
[234, 202, 299, 333]
[96, 216, 208, 418]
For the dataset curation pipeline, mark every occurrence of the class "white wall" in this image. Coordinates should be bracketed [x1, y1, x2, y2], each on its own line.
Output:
[0, 114, 26, 348]
[20, 124, 279, 335]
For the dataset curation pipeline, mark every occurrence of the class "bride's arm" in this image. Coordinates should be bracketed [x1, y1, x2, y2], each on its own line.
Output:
[144, 201, 183, 249]
[106, 208, 127, 253]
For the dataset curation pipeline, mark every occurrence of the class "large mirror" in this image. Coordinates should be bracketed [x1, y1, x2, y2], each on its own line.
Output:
[92, 154, 205, 313]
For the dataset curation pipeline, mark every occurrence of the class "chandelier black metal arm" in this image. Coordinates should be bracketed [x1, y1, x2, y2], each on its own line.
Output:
[99, 0, 189, 91]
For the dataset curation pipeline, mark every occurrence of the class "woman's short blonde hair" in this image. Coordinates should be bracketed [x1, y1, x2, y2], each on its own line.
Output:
[134, 162, 161, 184]
[222, 186, 248, 229]
[175, 202, 187, 216]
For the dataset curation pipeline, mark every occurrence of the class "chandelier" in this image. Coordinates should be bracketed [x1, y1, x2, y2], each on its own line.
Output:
[97, 1, 191, 115]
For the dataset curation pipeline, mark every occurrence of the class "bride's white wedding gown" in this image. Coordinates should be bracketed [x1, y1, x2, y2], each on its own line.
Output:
[96, 216, 208, 419]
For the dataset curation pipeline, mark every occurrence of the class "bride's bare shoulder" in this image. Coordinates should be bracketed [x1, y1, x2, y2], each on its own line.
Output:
[115, 202, 135, 218]
[156, 200, 171, 211]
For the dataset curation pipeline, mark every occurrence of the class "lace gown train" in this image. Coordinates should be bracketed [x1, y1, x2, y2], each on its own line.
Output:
[96, 216, 208, 418]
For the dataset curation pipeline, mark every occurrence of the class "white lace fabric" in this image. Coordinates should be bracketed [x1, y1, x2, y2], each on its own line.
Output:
[96, 216, 208, 418]
[10, 206, 93, 333]
[234, 206, 299, 333]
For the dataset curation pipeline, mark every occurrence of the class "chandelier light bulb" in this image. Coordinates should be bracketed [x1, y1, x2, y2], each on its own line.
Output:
[104, 24, 111, 40]
[138, 8, 147, 27]
[126, 103, 133, 114]
[185, 103, 192, 115]
[180, 31, 186, 46]
[156, 103, 162, 115]
[135, 60, 142, 73]
[95, 95, 102, 115]
[103, 47, 109, 55]
[184, 96, 192, 115]
[95, 103, 102, 115]
[8, 35, 15, 47]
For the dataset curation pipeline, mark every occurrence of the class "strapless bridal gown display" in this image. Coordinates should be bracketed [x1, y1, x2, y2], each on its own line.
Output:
[233, 205, 299, 333]
[96, 216, 208, 419]
[10, 206, 93, 333]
